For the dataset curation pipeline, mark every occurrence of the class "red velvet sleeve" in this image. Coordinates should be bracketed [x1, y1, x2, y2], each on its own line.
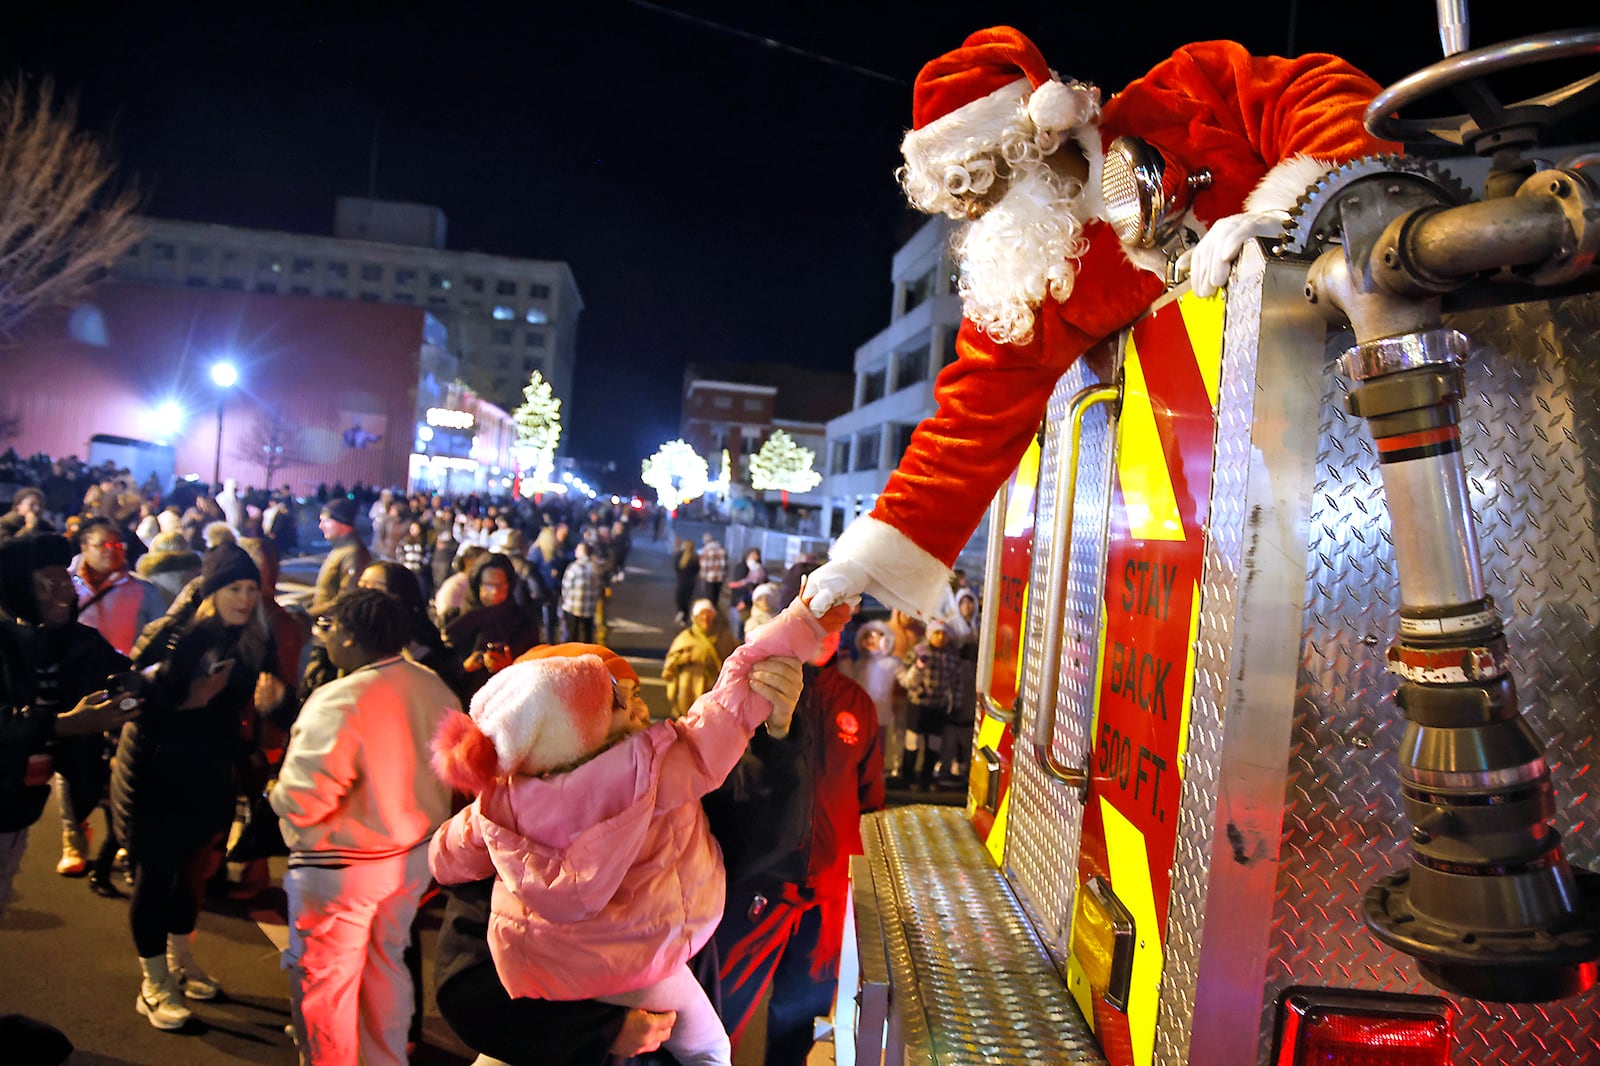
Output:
[868, 222, 1165, 566]
[1103, 41, 1398, 222]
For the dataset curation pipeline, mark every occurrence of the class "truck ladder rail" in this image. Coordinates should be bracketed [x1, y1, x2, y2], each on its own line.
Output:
[1030, 382, 1118, 794]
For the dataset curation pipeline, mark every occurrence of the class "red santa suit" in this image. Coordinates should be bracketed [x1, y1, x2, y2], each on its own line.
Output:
[822, 31, 1397, 618]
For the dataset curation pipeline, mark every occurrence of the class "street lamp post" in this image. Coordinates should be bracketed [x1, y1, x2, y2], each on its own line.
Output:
[211, 361, 237, 490]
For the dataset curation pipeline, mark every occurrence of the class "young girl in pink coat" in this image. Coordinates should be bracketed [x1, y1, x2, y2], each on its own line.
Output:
[429, 597, 845, 1066]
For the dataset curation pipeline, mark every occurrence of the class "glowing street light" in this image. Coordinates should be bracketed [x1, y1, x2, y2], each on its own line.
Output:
[210, 360, 237, 489]
[146, 399, 184, 443]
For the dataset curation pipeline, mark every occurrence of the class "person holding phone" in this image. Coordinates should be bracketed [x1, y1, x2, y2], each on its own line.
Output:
[111, 543, 294, 1031]
[0, 532, 140, 916]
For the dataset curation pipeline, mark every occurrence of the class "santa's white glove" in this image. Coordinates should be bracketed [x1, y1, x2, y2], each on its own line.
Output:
[802, 558, 868, 616]
[1177, 210, 1290, 298]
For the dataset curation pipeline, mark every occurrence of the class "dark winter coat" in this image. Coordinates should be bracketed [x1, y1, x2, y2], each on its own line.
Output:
[0, 618, 127, 832]
[110, 614, 271, 855]
[703, 663, 885, 895]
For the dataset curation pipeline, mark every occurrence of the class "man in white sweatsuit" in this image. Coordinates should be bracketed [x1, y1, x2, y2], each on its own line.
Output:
[271, 587, 460, 1066]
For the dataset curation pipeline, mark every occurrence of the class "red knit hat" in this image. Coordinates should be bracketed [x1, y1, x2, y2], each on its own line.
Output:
[899, 26, 1100, 216]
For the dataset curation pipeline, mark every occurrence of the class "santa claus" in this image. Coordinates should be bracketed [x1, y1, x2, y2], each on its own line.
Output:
[807, 26, 1396, 619]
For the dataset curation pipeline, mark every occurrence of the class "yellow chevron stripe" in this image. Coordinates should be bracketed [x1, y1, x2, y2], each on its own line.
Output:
[1180, 291, 1226, 411]
[1103, 797, 1161, 1066]
[976, 714, 1010, 864]
[1004, 439, 1041, 536]
[1116, 341, 1184, 542]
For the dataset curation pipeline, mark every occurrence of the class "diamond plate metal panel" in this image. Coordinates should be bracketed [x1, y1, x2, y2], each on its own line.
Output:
[861, 807, 1108, 1064]
[1153, 248, 1263, 1065]
[1004, 359, 1113, 959]
[1261, 291, 1600, 1063]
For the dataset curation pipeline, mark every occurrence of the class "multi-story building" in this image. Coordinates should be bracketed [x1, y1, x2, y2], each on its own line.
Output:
[680, 362, 852, 511]
[110, 197, 582, 415]
[819, 217, 980, 565]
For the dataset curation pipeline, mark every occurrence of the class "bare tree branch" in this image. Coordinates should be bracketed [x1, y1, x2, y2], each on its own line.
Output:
[235, 409, 309, 487]
[0, 76, 142, 337]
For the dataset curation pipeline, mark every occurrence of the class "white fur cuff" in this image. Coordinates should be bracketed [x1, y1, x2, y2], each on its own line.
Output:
[1243, 154, 1333, 215]
[831, 515, 952, 621]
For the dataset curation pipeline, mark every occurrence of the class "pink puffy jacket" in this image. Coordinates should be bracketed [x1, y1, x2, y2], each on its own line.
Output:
[428, 600, 826, 1000]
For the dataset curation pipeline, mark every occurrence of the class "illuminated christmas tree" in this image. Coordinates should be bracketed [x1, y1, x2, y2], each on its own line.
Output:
[749, 429, 821, 506]
[642, 439, 709, 512]
[512, 370, 562, 492]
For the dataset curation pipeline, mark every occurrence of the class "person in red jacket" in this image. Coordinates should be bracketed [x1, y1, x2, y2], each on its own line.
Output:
[706, 566, 886, 1066]
[806, 26, 1395, 620]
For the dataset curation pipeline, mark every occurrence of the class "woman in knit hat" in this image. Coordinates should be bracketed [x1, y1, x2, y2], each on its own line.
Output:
[111, 541, 296, 1031]
[430, 596, 849, 1066]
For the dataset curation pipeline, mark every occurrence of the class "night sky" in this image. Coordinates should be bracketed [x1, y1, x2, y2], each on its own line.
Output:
[0, 2, 1571, 479]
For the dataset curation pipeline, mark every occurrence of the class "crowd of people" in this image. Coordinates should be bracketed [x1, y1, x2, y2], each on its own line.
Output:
[0, 452, 940, 1066]
[673, 532, 982, 794]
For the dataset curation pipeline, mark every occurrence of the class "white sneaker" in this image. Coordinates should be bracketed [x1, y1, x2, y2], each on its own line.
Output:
[137, 978, 192, 1030]
[169, 958, 222, 1000]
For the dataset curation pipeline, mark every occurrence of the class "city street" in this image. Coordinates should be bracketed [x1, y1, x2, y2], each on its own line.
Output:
[1, 516, 953, 1065]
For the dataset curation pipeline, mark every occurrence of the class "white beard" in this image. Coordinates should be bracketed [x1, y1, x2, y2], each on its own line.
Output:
[954, 161, 1090, 347]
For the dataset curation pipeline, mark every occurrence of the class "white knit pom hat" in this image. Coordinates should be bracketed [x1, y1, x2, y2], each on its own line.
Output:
[468, 654, 615, 776]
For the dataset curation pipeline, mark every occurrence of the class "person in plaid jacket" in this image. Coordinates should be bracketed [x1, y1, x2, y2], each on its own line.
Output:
[559, 543, 603, 645]
[697, 534, 728, 607]
[895, 620, 961, 790]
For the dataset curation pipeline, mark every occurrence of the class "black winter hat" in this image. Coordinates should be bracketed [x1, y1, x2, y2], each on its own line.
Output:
[200, 542, 261, 600]
[0, 532, 74, 623]
[321, 496, 358, 527]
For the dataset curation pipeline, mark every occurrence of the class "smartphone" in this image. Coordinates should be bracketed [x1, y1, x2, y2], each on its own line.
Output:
[107, 670, 143, 711]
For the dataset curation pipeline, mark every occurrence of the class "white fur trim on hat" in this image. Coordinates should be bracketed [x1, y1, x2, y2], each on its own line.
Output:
[468, 655, 614, 777]
[830, 515, 952, 621]
[901, 77, 1101, 218]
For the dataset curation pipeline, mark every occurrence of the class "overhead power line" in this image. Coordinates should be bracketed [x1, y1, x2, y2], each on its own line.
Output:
[627, 1, 907, 86]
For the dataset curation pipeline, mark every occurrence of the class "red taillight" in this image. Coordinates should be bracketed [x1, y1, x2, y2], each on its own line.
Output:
[1274, 988, 1453, 1066]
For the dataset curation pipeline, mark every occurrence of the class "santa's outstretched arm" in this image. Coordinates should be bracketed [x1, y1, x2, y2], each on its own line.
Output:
[809, 227, 1164, 618]
[807, 322, 1058, 619]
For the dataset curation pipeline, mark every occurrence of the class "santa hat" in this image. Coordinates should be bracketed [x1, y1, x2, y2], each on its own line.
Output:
[431, 654, 615, 793]
[900, 26, 1100, 217]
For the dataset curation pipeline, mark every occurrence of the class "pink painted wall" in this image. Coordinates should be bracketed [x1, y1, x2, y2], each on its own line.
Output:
[3, 282, 426, 495]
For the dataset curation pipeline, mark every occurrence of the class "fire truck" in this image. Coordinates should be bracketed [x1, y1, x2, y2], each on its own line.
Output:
[846, 22, 1600, 1066]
